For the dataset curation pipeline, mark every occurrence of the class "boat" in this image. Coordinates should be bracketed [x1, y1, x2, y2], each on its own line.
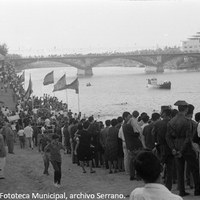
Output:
[147, 78, 171, 89]
[86, 82, 91, 87]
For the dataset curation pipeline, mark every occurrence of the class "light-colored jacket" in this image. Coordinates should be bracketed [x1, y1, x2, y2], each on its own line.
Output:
[24, 126, 33, 138]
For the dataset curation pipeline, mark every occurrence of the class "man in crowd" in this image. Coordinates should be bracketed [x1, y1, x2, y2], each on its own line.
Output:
[100, 119, 110, 168]
[166, 100, 200, 196]
[128, 110, 146, 149]
[122, 111, 143, 180]
[130, 151, 183, 200]
[2, 122, 14, 154]
[153, 107, 173, 190]
[0, 130, 6, 179]
[24, 122, 34, 149]
[63, 121, 71, 154]
[143, 112, 160, 150]
[118, 112, 131, 175]
[69, 119, 78, 164]
[87, 116, 100, 168]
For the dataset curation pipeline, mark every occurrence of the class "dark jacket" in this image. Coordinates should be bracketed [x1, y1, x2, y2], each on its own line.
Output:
[123, 123, 142, 151]
[0, 134, 6, 157]
[166, 113, 192, 154]
[153, 118, 171, 161]
[143, 123, 155, 150]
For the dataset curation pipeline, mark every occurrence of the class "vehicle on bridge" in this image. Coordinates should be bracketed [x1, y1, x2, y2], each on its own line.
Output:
[147, 78, 171, 89]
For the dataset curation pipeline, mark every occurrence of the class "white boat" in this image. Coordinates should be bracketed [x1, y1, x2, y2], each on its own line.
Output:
[147, 78, 171, 89]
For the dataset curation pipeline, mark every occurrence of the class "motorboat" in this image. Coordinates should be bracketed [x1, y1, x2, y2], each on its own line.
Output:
[147, 78, 171, 89]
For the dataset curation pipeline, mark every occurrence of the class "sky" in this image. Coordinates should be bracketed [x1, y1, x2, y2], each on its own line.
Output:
[0, 0, 200, 56]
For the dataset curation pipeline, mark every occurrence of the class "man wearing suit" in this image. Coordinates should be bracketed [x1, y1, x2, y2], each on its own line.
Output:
[153, 108, 173, 190]
[123, 112, 143, 180]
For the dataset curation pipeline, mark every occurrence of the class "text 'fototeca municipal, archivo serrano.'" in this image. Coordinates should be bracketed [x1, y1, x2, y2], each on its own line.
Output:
[0, 192, 126, 199]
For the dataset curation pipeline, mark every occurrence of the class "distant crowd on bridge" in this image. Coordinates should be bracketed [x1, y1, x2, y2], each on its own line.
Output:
[8, 45, 182, 59]
[1, 59, 200, 198]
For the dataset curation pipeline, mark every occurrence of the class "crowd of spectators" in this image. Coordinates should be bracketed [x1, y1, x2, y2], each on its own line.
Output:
[0, 61, 200, 197]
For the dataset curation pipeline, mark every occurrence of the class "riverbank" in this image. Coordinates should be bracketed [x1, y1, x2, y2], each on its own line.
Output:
[0, 145, 198, 200]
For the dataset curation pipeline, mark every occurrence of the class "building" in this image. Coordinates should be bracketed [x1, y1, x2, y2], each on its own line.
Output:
[182, 32, 200, 52]
[182, 32, 200, 53]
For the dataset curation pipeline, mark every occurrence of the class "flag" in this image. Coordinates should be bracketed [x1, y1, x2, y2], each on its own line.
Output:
[53, 74, 66, 92]
[19, 71, 25, 83]
[66, 77, 79, 94]
[24, 75, 33, 99]
[43, 71, 54, 85]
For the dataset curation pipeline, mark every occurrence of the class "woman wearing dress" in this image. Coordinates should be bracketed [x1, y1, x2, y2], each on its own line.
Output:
[74, 121, 95, 173]
[105, 118, 118, 174]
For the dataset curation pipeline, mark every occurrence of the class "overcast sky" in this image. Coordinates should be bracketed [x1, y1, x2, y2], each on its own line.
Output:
[0, 0, 200, 56]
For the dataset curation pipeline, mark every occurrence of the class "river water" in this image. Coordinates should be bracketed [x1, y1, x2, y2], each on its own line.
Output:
[24, 67, 200, 120]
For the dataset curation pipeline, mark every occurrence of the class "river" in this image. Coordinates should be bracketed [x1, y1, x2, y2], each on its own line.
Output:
[24, 67, 200, 121]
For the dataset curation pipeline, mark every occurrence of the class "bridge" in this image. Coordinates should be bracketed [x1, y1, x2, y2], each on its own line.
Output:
[7, 52, 200, 76]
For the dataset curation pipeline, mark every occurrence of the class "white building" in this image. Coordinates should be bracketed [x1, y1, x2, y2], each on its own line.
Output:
[182, 32, 200, 52]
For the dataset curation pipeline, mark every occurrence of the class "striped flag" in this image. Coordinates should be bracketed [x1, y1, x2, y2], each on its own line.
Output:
[66, 77, 79, 94]
[24, 75, 33, 99]
[53, 74, 66, 92]
[43, 71, 54, 85]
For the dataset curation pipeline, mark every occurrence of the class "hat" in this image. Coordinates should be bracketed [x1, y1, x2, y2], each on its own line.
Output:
[174, 100, 188, 106]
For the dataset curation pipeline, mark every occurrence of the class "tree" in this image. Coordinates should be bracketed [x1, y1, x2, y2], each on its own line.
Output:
[6, 54, 22, 59]
[0, 43, 8, 56]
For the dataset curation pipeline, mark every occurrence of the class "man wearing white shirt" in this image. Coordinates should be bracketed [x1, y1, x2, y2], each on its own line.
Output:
[128, 110, 146, 148]
[45, 118, 50, 127]
[130, 151, 183, 200]
[24, 123, 33, 149]
[118, 112, 131, 175]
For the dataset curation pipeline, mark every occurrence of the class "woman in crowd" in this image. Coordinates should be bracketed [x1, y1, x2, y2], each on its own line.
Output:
[74, 121, 95, 173]
[105, 118, 118, 174]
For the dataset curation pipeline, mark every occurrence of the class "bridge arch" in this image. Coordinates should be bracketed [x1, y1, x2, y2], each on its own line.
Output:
[90, 56, 155, 68]
[14, 59, 85, 72]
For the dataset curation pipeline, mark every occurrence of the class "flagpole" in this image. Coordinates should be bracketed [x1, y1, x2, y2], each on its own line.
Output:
[78, 90, 80, 114]
[65, 73, 68, 111]
[30, 73, 34, 109]
[52, 70, 55, 97]
[65, 89, 68, 111]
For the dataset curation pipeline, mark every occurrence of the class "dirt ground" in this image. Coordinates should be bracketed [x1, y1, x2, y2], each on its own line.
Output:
[0, 144, 199, 200]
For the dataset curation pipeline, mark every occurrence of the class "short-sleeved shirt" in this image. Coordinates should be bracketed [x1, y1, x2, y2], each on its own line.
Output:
[130, 183, 182, 200]
[24, 126, 33, 138]
[18, 129, 24, 137]
[44, 142, 64, 162]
